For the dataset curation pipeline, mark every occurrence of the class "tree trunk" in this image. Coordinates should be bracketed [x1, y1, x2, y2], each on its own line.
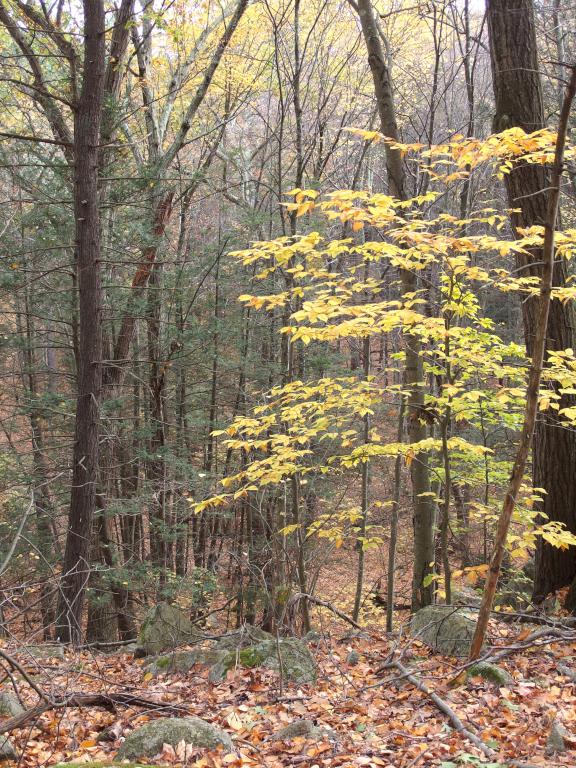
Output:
[354, 0, 435, 611]
[486, 0, 576, 606]
[469, 65, 576, 658]
[56, 0, 105, 643]
[147, 264, 171, 592]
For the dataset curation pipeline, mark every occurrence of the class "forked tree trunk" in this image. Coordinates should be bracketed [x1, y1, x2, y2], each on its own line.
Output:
[56, 0, 106, 643]
[486, 0, 576, 607]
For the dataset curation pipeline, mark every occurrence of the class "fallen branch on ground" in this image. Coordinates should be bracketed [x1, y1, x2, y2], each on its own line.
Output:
[486, 627, 576, 663]
[287, 593, 363, 630]
[386, 659, 540, 768]
[454, 604, 576, 628]
[0, 692, 189, 734]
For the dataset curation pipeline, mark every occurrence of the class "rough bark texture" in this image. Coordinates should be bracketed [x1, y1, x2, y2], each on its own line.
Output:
[56, 0, 106, 643]
[486, 0, 576, 606]
[355, 0, 435, 611]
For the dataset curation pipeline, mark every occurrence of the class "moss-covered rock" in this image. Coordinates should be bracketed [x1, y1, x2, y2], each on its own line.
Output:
[496, 571, 533, 610]
[146, 647, 232, 678]
[263, 638, 317, 683]
[410, 605, 479, 657]
[137, 603, 202, 656]
[452, 587, 482, 607]
[207, 652, 237, 683]
[208, 630, 317, 683]
[238, 646, 269, 668]
[215, 626, 274, 651]
[467, 662, 513, 686]
[0, 691, 25, 717]
[143, 624, 318, 684]
[116, 717, 233, 760]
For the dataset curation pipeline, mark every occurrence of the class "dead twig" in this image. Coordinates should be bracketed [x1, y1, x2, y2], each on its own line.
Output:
[0, 649, 52, 704]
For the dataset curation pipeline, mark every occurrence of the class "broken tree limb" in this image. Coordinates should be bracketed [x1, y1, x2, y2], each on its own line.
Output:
[287, 593, 363, 630]
[0, 692, 189, 734]
[389, 659, 494, 759]
[486, 627, 576, 663]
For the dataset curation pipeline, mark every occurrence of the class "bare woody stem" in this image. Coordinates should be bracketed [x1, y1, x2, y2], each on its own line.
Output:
[468, 63, 576, 661]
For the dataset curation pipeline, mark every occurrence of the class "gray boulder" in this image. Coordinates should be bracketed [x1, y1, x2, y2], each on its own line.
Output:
[263, 638, 317, 683]
[452, 587, 482, 607]
[137, 602, 201, 656]
[0, 691, 25, 717]
[215, 626, 274, 651]
[0, 738, 16, 760]
[496, 572, 533, 610]
[20, 645, 64, 660]
[410, 605, 479, 657]
[467, 662, 513, 686]
[146, 648, 229, 677]
[117, 716, 233, 760]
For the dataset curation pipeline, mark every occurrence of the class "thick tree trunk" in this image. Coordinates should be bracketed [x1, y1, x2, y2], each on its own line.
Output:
[486, 0, 576, 606]
[56, 0, 105, 643]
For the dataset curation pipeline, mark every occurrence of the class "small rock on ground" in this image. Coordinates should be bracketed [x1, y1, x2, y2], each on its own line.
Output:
[0, 691, 25, 717]
[273, 719, 337, 743]
[467, 662, 513, 686]
[0, 738, 17, 761]
[116, 716, 233, 760]
[346, 650, 360, 666]
[546, 720, 569, 755]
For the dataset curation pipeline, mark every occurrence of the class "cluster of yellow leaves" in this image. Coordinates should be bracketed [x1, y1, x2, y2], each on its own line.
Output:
[195, 128, 576, 559]
[192, 378, 382, 512]
[346, 126, 574, 182]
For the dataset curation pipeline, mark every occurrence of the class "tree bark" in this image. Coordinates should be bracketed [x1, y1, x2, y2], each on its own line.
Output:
[486, 0, 576, 606]
[354, 0, 435, 611]
[56, 0, 106, 643]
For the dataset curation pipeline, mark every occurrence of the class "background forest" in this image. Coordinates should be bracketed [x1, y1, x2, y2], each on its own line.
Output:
[1, 1, 576, 766]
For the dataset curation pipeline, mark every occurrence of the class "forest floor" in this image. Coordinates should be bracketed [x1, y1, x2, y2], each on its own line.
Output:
[4, 611, 576, 768]
[3, 551, 576, 768]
